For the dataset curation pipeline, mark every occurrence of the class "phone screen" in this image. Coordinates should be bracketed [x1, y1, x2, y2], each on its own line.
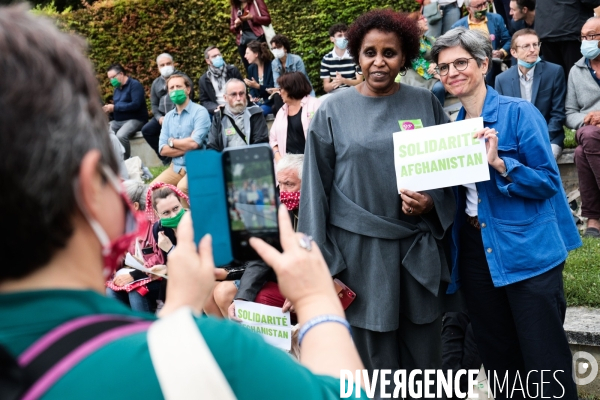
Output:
[222, 144, 280, 261]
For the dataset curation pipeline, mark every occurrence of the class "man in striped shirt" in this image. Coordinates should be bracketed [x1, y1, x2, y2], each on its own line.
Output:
[320, 23, 363, 96]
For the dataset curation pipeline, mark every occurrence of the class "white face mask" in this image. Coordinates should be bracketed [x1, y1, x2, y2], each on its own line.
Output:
[159, 65, 174, 78]
[272, 48, 285, 59]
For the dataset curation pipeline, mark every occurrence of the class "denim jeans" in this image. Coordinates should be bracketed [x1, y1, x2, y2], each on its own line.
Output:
[426, 2, 461, 38]
[431, 80, 446, 106]
[106, 281, 161, 313]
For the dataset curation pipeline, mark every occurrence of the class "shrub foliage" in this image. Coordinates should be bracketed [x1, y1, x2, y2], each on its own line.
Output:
[49, 0, 417, 102]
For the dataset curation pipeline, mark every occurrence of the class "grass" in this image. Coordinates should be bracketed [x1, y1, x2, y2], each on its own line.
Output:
[146, 166, 167, 183]
[564, 237, 600, 307]
[564, 126, 576, 149]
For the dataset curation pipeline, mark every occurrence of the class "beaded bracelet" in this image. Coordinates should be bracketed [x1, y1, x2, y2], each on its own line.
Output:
[298, 315, 352, 346]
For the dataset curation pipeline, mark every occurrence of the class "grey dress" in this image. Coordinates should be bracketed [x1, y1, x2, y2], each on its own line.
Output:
[298, 85, 456, 332]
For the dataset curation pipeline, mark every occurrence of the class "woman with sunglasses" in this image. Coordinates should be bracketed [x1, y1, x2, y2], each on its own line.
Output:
[432, 27, 581, 399]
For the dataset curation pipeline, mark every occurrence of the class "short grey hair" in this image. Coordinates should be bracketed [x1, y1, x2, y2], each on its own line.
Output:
[431, 27, 492, 66]
[204, 45, 218, 60]
[224, 78, 246, 93]
[463, 0, 473, 7]
[123, 180, 148, 210]
[276, 154, 304, 181]
[156, 53, 173, 64]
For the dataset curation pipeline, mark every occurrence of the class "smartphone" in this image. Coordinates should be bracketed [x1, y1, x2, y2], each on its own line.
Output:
[222, 144, 281, 261]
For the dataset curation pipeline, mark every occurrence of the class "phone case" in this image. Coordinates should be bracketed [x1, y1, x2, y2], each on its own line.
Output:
[333, 278, 356, 310]
[185, 150, 234, 267]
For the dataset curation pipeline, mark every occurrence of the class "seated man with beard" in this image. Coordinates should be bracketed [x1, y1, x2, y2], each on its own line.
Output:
[207, 79, 268, 151]
[225, 154, 304, 320]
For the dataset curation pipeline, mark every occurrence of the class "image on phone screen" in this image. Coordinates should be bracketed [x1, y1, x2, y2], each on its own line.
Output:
[223, 145, 280, 260]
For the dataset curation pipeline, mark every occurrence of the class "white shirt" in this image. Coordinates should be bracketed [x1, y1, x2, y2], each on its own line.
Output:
[518, 65, 536, 103]
[463, 183, 478, 216]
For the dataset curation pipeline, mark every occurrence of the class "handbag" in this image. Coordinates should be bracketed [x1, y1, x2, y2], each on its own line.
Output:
[253, 0, 276, 48]
[333, 278, 356, 310]
[423, 2, 443, 25]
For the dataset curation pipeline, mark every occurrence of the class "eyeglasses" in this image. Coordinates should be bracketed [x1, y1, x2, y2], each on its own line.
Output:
[435, 58, 475, 76]
[515, 42, 541, 50]
[580, 34, 600, 41]
[227, 91, 246, 98]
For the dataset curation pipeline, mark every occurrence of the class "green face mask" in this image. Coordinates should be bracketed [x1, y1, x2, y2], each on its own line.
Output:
[161, 208, 185, 228]
[169, 89, 187, 105]
[110, 77, 121, 88]
[474, 9, 487, 19]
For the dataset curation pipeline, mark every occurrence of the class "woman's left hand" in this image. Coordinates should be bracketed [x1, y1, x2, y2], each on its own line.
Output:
[427, 63, 437, 75]
[244, 77, 260, 89]
[474, 128, 505, 172]
[113, 274, 134, 287]
[400, 189, 434, 216]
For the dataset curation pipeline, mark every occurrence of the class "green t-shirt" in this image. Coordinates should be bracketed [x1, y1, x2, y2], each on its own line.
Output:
[0, 290, 363, 399]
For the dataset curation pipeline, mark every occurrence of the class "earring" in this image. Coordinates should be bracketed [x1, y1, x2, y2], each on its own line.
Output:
[400, 66, 408, 77]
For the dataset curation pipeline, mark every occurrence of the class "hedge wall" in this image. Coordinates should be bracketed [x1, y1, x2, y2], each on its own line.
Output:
[53, 0, 418, 103]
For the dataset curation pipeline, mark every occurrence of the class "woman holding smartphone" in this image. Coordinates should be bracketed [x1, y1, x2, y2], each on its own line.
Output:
[229, 0, 271, 72]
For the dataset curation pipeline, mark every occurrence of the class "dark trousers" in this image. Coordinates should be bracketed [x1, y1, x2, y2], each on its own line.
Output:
[493, 0, 512, 28]
[459, 222, 577, 400]
[141, 118, 164, 160]
[575, 125, 600, 220]
[541, 40, 582, 82]
[441, 312, 482, 396]
[271, 93, 284, 117]
[352, 315, 444, 399]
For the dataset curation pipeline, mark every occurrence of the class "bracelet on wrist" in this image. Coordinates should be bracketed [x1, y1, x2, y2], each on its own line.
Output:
[298, 315, 352, 346]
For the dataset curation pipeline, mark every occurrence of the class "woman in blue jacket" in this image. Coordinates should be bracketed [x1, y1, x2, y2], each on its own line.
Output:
[244, 40, 274, 116]
[432, 28, 581, 399]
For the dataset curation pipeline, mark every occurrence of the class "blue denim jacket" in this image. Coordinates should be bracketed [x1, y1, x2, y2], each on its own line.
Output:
[447, 87, 581, 294]
[271, 53, 315, 97]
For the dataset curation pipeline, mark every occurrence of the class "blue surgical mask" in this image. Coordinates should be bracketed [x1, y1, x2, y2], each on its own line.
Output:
[581, 40, 600, 60]
[335, 38, 348, 50]
[517, 56, 541, 69]
[211, 55, 225, 68]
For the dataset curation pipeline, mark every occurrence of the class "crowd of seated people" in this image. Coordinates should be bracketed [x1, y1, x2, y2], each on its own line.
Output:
[3, 4, 599, 399]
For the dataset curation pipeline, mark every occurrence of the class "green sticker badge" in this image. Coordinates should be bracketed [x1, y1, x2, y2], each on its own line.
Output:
[398, 119, 424, 131]
[226, 128, 235, 136]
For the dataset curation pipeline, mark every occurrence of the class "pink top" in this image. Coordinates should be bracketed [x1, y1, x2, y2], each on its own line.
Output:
[269, 95, 321, 156]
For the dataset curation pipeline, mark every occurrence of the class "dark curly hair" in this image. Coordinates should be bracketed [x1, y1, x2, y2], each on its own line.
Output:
[346, 9, 421, 70]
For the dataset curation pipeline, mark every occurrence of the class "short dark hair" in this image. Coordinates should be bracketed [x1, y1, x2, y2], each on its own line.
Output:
[204, 45, 219, 60]
[166, 73, 192, 88]
[277, 72, 312, 100]
[107, 63, 125, 75]
[511, 28, 539, 50]
[346, 9, 421, 68]
[515, 0, 535, 11]
[0, 5, 117, 281]
[329, 23, 348, 37]
[270, 34, 291, 53]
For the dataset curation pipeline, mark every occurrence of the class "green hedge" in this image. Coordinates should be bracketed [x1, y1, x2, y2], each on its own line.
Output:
[47, 0, 418, 103]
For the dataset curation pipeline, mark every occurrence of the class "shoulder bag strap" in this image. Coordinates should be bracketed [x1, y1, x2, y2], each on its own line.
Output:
[223, 114, 248, 144]
[253, 0, 262, 17]
[147, 307, 237, 400]
[18, 315, 151, 400]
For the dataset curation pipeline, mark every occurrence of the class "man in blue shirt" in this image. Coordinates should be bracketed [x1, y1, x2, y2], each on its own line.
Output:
[103, 64, 148, 159]
[153, 74, 210, 202]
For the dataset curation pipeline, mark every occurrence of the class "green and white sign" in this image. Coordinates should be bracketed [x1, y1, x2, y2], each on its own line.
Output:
[393, 118, 489, 192]
[234, 300, 291, 351]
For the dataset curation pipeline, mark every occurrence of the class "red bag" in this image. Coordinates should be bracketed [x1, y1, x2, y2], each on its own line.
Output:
[333, 278, 356, 310]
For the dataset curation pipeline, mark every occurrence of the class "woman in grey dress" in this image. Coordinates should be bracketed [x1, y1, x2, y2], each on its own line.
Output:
[298, 8, 457, 383]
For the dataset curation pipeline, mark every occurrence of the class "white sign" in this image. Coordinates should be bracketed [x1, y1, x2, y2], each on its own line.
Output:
[234, 300, 291, 351]
[393, 118, 489, 192]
